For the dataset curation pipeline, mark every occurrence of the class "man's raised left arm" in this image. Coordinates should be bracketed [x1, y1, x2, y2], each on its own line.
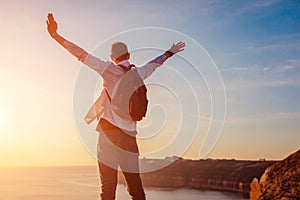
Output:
[137, 42, 185, 80]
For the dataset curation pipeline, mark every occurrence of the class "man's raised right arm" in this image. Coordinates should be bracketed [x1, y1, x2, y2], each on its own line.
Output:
[46, 13, 111, 74]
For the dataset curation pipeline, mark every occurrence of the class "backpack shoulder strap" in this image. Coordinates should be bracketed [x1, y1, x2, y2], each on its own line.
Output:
[105, 88, 111, 103]
[128, 64, 135, 69]
[105, 64, 135, 103]
[118, 64, 135, 72]
[106, 64, 138, 103]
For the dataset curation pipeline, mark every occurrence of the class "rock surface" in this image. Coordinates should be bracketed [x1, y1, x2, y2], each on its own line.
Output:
[118, 158, 274, 196]
[250, 149, 300, 200]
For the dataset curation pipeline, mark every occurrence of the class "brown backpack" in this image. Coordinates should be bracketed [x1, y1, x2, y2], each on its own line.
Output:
[105, 64, 148, 121]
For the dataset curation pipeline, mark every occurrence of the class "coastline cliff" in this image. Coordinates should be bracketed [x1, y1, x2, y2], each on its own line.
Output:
[250, 149, 300, 200]
[118, 157, 275, 196]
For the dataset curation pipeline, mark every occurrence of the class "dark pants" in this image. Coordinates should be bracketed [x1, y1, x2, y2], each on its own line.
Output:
[97, 118, 146, 200]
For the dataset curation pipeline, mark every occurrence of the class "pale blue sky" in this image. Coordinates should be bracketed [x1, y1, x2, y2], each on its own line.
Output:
[0, 0, 299, 166]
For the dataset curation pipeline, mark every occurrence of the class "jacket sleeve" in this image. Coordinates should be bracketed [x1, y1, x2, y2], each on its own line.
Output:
[62, 40, 112, 75]
[137, 54, 169, 80]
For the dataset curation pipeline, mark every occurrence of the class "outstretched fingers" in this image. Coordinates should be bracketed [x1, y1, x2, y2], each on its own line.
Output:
[171, 41, 185, 53]
[47, 13, 54, 22]
[176, 41, 186, 49]
[47, 13, 55, 25]
[46, 13, 58, 36]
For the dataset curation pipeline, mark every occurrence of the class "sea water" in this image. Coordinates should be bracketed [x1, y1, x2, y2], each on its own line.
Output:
[0, 166, 248, 200]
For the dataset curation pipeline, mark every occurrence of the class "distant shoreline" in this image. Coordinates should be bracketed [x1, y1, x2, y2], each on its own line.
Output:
[0, 157, 279, 168]
[0, 158, 275, 198]
[121, 158, 275, 198]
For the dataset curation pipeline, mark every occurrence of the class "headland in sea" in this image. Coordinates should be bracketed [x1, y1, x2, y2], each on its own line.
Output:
[118, 157, 275, 198]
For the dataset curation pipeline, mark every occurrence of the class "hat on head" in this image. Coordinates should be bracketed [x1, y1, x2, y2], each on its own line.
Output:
[111, 42, 129, 60]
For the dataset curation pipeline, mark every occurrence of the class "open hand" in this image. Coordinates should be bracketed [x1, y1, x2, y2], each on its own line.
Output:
[46, 13, 58, 36]
[169, 41, 185, 54]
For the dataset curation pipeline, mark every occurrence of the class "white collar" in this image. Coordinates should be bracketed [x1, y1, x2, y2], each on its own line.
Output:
[118, 60, 130, 67]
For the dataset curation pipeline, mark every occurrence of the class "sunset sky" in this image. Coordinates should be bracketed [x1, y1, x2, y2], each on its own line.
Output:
[0, 0, 299, 166]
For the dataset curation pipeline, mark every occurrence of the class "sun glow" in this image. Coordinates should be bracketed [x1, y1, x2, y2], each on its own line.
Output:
[0, 105, 12, 133]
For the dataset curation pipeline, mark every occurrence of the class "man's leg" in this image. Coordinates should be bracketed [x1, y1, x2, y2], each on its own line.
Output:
[98, 161, 118, 200]
[97, 119, 120, 200]
[97, 118, 146, 200]
[122, 171, 146, 200]
[118, 134, 146, 200]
